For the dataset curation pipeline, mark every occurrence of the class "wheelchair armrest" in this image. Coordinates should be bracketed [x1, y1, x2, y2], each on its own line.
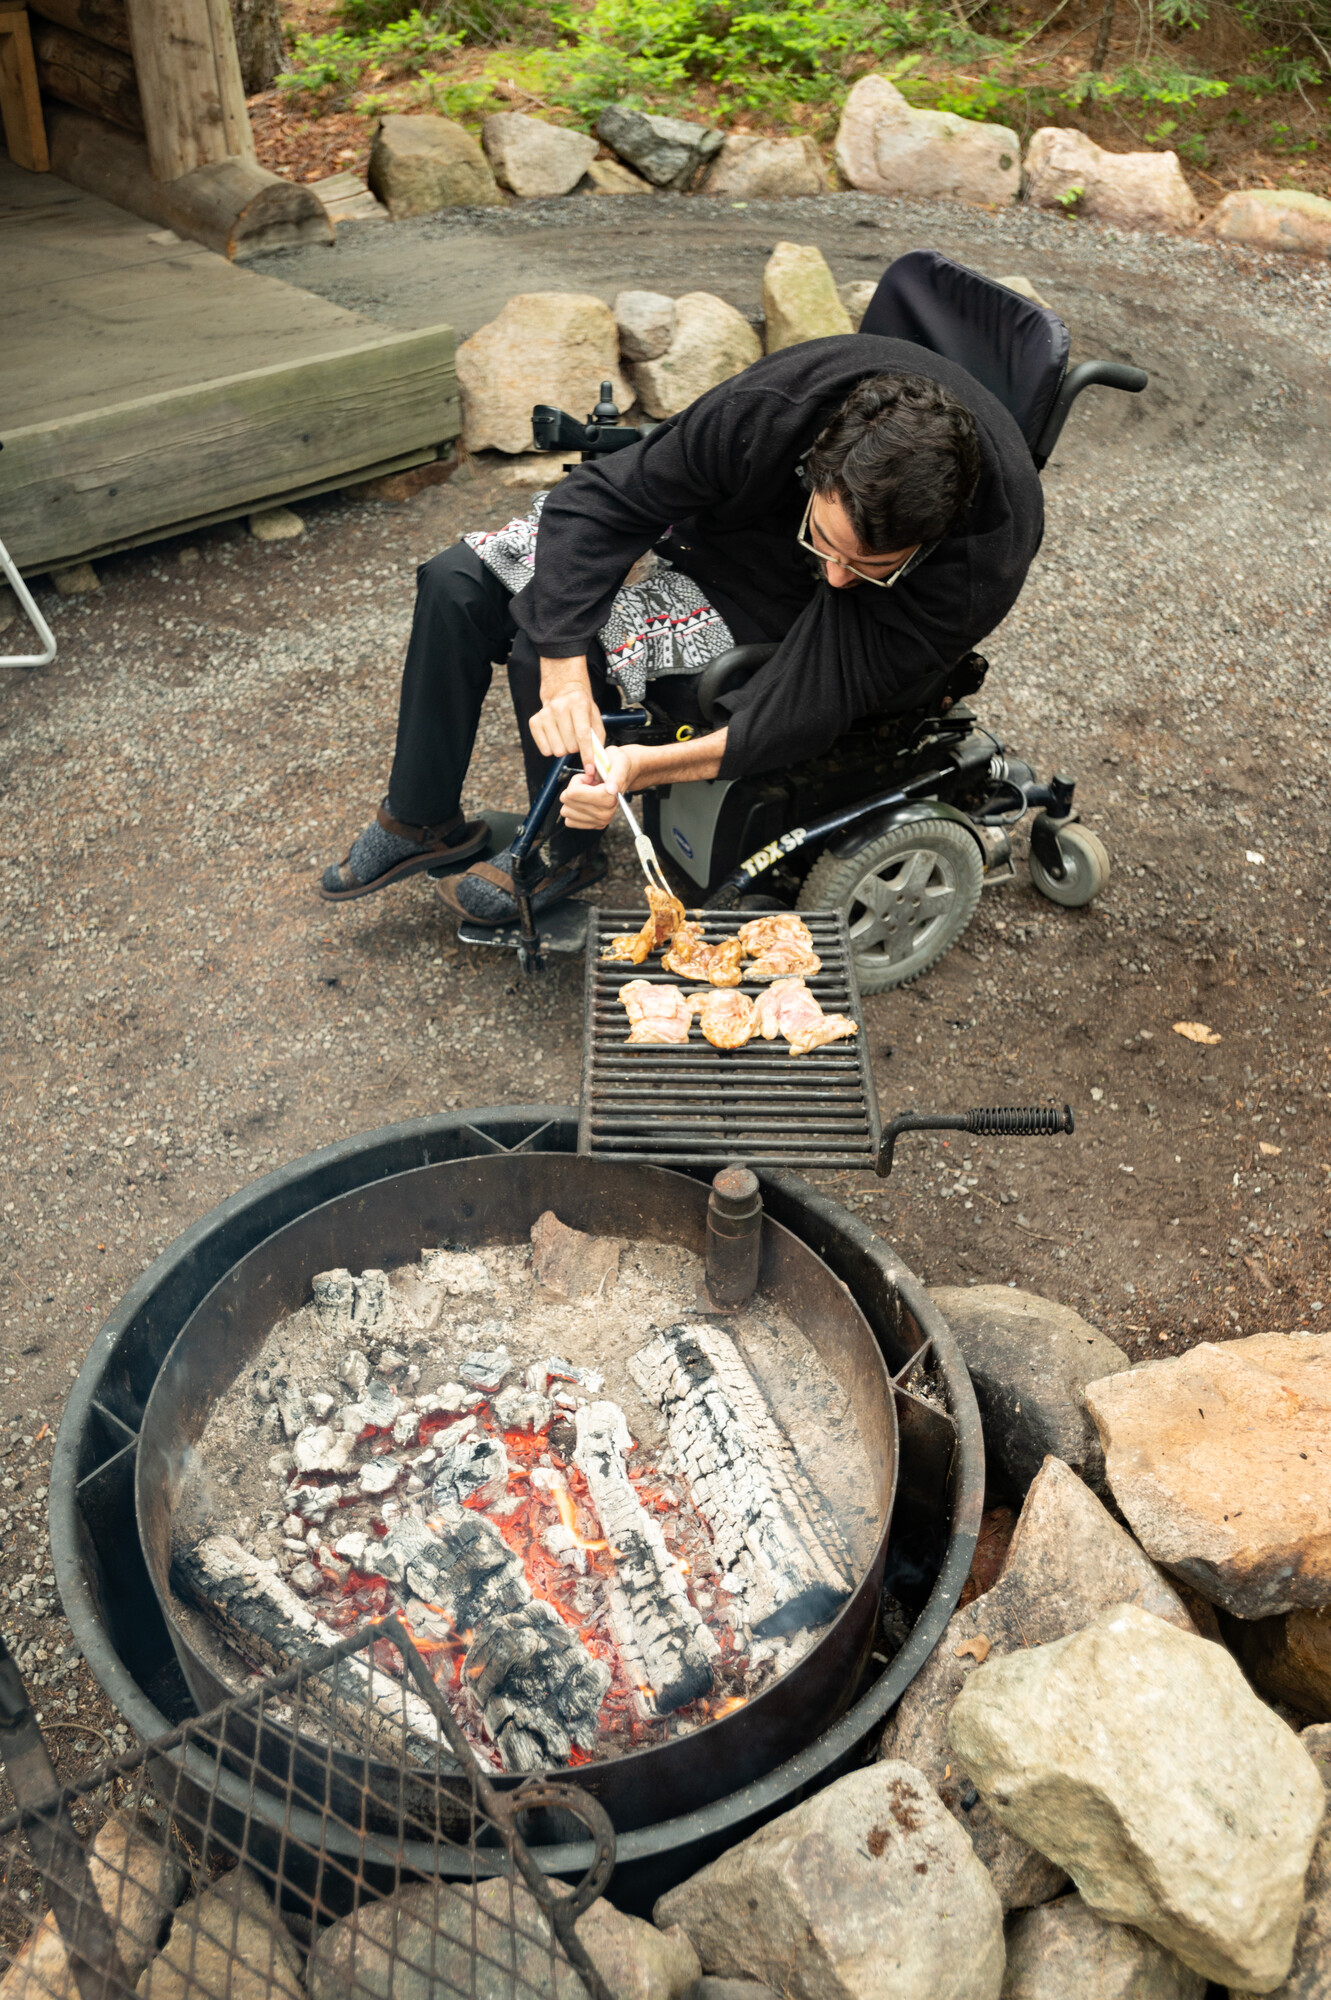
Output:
[696, 643, 779, 725]
[1034, 359, 1149, 467]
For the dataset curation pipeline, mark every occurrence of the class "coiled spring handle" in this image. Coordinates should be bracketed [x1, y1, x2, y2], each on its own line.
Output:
[875, 1104, 1073, 1178]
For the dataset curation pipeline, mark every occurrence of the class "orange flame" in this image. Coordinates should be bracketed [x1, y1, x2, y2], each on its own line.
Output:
[553, 1483, 607, 1552]
[711, 1694, 748, 1719]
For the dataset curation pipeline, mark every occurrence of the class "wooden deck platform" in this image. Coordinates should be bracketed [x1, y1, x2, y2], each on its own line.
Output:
[0, 155, 459, 573]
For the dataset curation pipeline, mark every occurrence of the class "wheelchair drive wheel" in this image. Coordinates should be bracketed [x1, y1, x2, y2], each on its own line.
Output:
[1027, 817, 1110, 908]
[800, 819, 984, 994]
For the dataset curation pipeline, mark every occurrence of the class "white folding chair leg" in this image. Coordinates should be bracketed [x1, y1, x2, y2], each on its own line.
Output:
[0, 534, 56, 669]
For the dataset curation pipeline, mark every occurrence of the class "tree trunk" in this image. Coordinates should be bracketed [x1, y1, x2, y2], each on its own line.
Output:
[1090, 0, 1116, 70]
[230, 0, 283, 95]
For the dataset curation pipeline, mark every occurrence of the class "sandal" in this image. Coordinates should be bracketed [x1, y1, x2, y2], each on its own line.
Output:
[434, 846, 607, 927]
[319, 800, 490, 902]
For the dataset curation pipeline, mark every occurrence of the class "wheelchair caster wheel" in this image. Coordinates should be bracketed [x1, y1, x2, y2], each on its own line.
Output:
[1028, 818, 1110, 907]
[800, 819, 984, 994]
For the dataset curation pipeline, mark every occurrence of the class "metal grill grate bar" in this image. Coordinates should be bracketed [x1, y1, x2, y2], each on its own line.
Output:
[580, 910, 881, 1169]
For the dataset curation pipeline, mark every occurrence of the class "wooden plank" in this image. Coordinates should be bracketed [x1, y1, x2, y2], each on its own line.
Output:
[0, 324, 459, 570]
[0, 8, 51, 171]
[33, 17, 143, 132]
[28, 0, 131, 55]
[122, 0, 252, 180]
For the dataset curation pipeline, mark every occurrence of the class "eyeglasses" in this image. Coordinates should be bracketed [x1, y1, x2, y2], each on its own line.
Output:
[796, 496, 918, 589]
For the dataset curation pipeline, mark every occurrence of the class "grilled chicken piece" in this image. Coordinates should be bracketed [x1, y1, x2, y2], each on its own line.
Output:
[736, 913, 815, 957]
[619, 979, 696, 1045]
[662, 923, 745, 987]
[751, 977, 857, 1057]
[602, 884, 688, 965]
[696, 988, 757, 1050]
[746, 939, 822, 980]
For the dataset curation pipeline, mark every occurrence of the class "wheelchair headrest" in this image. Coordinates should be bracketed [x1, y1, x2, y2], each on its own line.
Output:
[860, 249, 1070, 463]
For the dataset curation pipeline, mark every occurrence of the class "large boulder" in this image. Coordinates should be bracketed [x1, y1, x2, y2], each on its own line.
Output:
[596, 104, 723, 189]
[614, 289, 676, 362]
[703, 132, 826, 199]
[928, 1287, 1128, 1497]
[139, 1867, 303, 2000]
[456, 293, 630, 453]
[367, 113, 501, 219]
[3, 1813, 184, 2000]
[1024, 127, 1200, 231]
[1003, 1894, 1206, 1998]
[577, 1901, 699, 2000]
[883, 1456, 1196, 1911]
[481, 112, 596, 198]
[1229, 1724, 1331, 1999]
[308, 1876, 589, 1999]
[1204, 188, 1331, 258]
[654, 1762, 1005, 2000]
[629, 292, 761, 420]
[834, 74, 1019, 207]
[762, 241, 852, 352]
[1085, 1332, 1331, 1618]
[949, 1602, 1326, 1991]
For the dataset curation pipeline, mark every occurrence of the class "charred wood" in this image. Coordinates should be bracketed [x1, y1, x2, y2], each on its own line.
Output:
[378, 1511, 610, 1773]
[631, 1324, 851, 1638]
[173, 1536, 453, 1770]
[573, 1402, 716, 1716]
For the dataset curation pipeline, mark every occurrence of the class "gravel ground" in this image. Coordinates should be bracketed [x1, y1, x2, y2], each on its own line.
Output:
[1, 190, 1329, 1772]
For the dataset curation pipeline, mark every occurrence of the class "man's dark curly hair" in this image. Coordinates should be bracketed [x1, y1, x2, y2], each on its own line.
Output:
[806, 373, 982, 551]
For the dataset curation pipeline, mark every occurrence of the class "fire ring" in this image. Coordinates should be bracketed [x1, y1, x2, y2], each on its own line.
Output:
[50, 1106, 983, 1909]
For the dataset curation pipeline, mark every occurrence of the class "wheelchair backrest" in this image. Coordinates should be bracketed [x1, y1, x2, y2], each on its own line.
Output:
[860, 249, 1070, 463]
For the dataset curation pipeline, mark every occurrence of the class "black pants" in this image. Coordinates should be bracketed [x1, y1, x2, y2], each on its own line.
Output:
[386, 544, 613, 859]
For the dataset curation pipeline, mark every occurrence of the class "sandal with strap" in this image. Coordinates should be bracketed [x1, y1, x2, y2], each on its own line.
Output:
[319, 800, 490, 902]
[434, 846, 607, 927]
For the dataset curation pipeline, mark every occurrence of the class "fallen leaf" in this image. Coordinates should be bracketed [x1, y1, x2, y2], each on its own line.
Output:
[1173, 1021, 1222, 1045]
[1244, 1256, 1275, 1291]
[1259, 1142, 1282, 1156]
[955, 1635, 992, 1664]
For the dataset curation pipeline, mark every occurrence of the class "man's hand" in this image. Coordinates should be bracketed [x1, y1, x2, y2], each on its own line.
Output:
[560, 745, 637, 831]
[531, 656, 604, 773]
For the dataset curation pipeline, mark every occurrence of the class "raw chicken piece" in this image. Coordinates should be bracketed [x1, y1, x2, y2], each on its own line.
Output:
[736, 913, 815, 957]
[601, 884, 688, 965]
[619, 979, 696, 1045]
[696, 989, 757, 1050]
[750, 977, 857, 1057]
[662, 924, 744, 987]
[746, 939, 822, 980]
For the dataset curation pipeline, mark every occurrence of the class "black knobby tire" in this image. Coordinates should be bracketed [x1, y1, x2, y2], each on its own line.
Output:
[799, 820, 984, 994]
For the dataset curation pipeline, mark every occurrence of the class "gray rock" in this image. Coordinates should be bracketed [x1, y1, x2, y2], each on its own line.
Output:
[950, 1602, 1326, 1991]
[367, 113, 501, 220]
[694, 1985, 781, 2000]
[2, 1813, 184, 2000]
[306, 1876, 588, 2000]
[577, 1901, 699, 1999]
[1025, 126, 1199, 231]
[1229, 1725, 1331, 1998]
[630, 292, 761, 421]
[581, 156, 654, 195]
[928, 1287, 1129, 1497]
[837, 279, 878, 330]
[703, 133, 826, 199]
[884, 1456, 1195, 1911]
[655, 1762, 1005, 1999]
[1003, 1894, 1206, 1997]
[614, 289, 677, 362]
[834, 73, 1019, 206]
[481, 112, 597, 198]
[139, 1867, 302, 2000]
[596, 104, 723, 189]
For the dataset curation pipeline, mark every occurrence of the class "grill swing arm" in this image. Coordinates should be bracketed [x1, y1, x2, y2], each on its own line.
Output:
[875, 1103, 1074, 1178]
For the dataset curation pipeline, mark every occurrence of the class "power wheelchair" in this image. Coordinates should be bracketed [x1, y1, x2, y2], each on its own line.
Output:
[459, 248, 1147, 984]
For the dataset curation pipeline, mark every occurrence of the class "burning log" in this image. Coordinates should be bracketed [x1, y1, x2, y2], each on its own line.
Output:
[631, 1324, 852, 1638]
[377, 1510, 611, 1773]
[173, 1536, 454, 1769]
[573, 1402, 718, 1716]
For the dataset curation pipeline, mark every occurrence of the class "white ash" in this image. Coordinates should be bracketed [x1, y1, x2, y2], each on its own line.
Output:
[458, 1345, 511, 1392]
[293, 1426, 355, 1475]
[378, 1347, 409, 1375]
[393, 1409, 421, 1448]
[289, 1561, 323, 1596]
[308, 1391, 336, 1421]
[492, 1385, 552, 1433]
[431, 1423, 508, 1508]
[340, 1350, 370, 1395]
[419, 1382, 485, 1416]
[420, 1249, 492, 1294]
[290, 1483, 342, 1522]
[358, 1458, 402, 1496]
[273, 1381, 306, 1440]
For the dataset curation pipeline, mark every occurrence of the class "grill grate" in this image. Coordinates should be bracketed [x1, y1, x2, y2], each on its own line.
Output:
[579, 910, 881, 1169]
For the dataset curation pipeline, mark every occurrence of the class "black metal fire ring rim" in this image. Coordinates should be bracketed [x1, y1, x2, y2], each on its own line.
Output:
[50, 1105, 984, 1879]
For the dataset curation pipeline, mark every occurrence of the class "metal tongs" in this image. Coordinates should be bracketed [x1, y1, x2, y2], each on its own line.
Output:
[589, 738, 674, 899]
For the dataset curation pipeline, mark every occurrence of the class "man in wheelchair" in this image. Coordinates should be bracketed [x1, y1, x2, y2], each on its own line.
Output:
[319, 331, 1043, 928]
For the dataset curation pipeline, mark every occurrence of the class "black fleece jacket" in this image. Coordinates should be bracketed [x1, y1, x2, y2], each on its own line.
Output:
[510, 334, 1044, 780]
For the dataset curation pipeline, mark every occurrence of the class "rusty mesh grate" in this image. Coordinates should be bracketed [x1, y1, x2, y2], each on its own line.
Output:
[579, 910, 881, 1169]
[0, 1617, 614, 2000]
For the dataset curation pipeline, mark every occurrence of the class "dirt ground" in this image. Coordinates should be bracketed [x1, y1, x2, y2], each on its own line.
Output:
[2, 190, 1329, 1768]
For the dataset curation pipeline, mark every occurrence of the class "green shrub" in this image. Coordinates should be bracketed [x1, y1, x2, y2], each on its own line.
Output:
[276, 9, 460, 102]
